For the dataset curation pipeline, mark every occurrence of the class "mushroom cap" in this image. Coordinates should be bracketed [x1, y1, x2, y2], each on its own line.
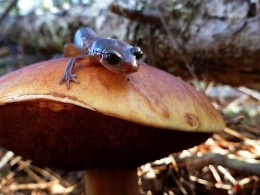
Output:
[0, 58, 224, 132]
[0, 58, 224, 170]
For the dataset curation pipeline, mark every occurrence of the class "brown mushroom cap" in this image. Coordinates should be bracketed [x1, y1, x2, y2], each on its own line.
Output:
[0, 58, 224, 170]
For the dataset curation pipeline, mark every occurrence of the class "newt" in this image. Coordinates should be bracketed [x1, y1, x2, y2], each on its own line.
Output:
[60, 28, 143, 89]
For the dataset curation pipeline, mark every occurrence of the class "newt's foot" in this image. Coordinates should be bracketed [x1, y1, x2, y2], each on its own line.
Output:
[59, 72, 79, 89]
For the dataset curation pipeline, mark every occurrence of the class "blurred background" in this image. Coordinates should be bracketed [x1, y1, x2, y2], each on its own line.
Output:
[0, 0, 259, 194]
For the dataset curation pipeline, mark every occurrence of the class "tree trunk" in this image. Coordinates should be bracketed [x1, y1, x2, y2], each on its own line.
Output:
[110, 0, 260, 90]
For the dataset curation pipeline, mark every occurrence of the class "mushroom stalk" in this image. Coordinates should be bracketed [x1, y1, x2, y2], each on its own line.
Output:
[84, 169, 139, 195]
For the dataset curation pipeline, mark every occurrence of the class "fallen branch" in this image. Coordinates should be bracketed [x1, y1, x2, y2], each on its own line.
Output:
[0, 0, 17, 24]
[181, 153, 260, 177]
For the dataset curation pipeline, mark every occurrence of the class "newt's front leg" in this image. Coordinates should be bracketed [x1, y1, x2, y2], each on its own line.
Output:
[60, 55, 98, 89]
[59, 57, 80, 89]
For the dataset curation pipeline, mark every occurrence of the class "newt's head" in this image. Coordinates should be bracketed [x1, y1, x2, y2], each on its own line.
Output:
[91, 38, 143, 74]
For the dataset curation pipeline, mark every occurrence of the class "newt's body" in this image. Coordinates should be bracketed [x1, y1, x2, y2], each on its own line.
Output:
[60, 28, 143, 89]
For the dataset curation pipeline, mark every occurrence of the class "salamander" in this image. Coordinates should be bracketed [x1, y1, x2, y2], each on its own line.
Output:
[60, 28, 143, 89]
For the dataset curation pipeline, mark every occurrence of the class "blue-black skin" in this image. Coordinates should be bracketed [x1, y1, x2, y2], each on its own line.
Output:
[60, 28, 143, 89]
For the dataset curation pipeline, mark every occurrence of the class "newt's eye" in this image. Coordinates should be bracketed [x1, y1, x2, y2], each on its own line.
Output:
[130, 46, 143, 60]
[104, 53, 121, 65]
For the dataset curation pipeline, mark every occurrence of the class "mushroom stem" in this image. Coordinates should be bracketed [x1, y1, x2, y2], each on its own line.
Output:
[84, 169, 139, 195]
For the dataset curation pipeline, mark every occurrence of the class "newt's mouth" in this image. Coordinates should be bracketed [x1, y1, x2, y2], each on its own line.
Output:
[119, 60, 139, 74]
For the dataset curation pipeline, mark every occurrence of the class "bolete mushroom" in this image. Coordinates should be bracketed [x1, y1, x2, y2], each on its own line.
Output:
[0, 58, 224, 195]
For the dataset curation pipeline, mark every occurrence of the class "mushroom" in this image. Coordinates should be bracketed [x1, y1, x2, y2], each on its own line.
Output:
[0, 58, 224, 195]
